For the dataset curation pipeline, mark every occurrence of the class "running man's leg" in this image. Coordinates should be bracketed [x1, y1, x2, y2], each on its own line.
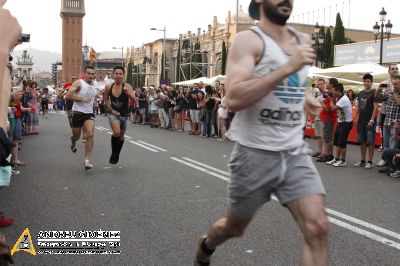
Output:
[286, 195, 329, 266]
[109, 115, 126, 164]
[71, 126, 81, 152]
[83, 119, 95, 163]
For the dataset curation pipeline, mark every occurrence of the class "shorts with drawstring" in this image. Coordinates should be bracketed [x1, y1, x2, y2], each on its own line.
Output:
[228, 143, 326, 218]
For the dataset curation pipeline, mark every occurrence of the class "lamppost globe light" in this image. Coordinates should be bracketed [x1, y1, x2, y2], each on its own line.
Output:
[150, 26, 167, 82]
[372, 7, 393, 65]
[379, 7, 387, 23]
[314, 22, 320, 34]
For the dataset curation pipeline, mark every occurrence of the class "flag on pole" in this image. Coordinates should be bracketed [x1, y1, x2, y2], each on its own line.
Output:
[90, 47, 98, 63]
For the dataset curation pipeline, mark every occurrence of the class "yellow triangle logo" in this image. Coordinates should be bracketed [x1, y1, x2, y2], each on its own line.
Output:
[11, 228, 36, 256]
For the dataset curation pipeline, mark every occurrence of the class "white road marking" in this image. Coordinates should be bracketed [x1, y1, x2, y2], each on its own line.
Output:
[96, 126, 109, 131]
[328, 217, 400, 250]
[107, 132, 113, 135]
[129, 141, 159, 153]
[95, 127, 105, 131]
[182, 157, 230, 176]
[124, 135, 132, 139]
[173, 157, 400, 251]
[326, 208, 400, 241]
[137, 140, 168, 152]
[170, 157, 229, 182]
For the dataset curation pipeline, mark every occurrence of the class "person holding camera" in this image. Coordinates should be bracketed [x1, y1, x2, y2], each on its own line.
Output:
[376, 75, 400, 174]
[375, 64, 399, 167]
[0, 0, 23, 264]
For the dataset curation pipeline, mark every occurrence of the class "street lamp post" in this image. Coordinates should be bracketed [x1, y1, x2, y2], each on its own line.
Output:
[112, 46, 124, 67]
[373, 7, 393, 65]
[312, 22, 325, 67]
[150, 26, 166, 82]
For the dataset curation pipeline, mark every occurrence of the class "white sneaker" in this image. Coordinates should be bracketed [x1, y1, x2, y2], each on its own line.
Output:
[377, 159, 386, 167]
[364, 162, 373, 169]
[326, 158, 338, 165]
[353, 161, 365, 167]
[333, 160, 346, 167]
[390, 170, 400, 178]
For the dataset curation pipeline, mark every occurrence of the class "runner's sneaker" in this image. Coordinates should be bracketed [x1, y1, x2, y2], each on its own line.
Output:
[364, 162, 373, 169]
[84, 160, 93, 170]
[390, 170, 400, 178]
[353, 161, 365, 167]
[326, 158, 338, 165]
[333, 160, 346, 167]
[194, 235, 214, 266]
[311, 152, 321, 157]
[377, 159, 386, 167]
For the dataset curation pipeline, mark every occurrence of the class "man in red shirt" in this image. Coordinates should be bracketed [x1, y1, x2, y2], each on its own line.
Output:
[316, 78, 338, 162]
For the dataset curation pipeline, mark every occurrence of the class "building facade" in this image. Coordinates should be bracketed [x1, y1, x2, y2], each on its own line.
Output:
[16, 50, 34, 80]
[126, 6, 400, 87]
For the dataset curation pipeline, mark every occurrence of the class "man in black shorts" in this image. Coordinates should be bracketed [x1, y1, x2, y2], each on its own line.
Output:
[65, 66, 97, 170]
[103, 66, 136, 164]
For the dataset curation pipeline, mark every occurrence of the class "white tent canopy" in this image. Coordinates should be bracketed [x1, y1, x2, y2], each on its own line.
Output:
[172, 75, 226, 86]
[310, 63, 389, 84]
[172, 77, 210, 86]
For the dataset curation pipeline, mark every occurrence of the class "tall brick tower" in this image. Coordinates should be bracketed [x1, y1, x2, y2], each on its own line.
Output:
[60, 0, 85, 82]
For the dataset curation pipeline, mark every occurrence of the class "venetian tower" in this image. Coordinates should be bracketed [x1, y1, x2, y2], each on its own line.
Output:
[60, 0, 85, 82]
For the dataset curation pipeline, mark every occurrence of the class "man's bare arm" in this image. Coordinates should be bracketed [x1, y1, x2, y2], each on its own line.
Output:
[124, 84, 137, 102]
[65, 80, 88, 103]
[225, 31, 315, 112]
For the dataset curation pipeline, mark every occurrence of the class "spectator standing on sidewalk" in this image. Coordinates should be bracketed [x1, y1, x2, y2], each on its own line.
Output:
[327, 83, 354, 167]
[353, 74, 378, 169]
[312, 79, 326, 158]
[316, 78, 338, 163]
[376, 64, 399, 166]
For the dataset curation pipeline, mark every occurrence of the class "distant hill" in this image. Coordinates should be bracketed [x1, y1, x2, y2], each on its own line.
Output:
[11, 48, 61, 73]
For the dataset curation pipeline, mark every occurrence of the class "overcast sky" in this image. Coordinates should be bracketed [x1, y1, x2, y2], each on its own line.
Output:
[5, 0, 400, 53]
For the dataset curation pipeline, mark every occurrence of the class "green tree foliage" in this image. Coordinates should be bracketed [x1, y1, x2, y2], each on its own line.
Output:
[221, 41, 227, 75]
[333, 13, 346, 46]
[127, 60, 133, 87]
[323, 28, 333, 68]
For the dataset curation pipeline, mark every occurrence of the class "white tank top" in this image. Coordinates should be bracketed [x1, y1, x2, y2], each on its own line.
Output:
[72, 80, 97, 114]
[225, 26, 309, 151]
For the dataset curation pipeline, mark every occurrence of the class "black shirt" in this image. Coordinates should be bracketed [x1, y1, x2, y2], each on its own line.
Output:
[188, 89, 202, 109]
[109, 83, 129, 116]
[138, 92, 148, 109]
[358, 89, 376, 125]
[205, 96, 216, 111]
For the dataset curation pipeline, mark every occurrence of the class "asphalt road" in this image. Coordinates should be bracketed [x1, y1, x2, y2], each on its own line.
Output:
[1, 111, 399, 266]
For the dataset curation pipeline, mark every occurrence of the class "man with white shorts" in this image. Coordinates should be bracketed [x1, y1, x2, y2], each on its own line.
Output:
[194, 1, 328, 265]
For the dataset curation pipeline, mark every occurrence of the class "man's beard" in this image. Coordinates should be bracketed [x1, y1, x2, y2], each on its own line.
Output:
[262, 0, 291, 26]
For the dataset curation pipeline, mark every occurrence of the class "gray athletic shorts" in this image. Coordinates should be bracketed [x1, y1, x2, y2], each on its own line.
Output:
[228, 143, 326, 218]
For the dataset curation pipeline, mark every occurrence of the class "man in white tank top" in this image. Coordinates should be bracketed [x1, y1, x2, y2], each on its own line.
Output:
[194, 1, 328, 265]
[65, 66, 97, 170]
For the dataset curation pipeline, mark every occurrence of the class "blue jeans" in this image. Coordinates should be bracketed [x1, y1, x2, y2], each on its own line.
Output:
[108, 114, 128, 130]
[202, 110, 213, 137]
[383, 125, 397, 149]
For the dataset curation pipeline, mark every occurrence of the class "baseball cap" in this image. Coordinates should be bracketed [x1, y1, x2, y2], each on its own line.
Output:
[248, 0, 260, 20]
